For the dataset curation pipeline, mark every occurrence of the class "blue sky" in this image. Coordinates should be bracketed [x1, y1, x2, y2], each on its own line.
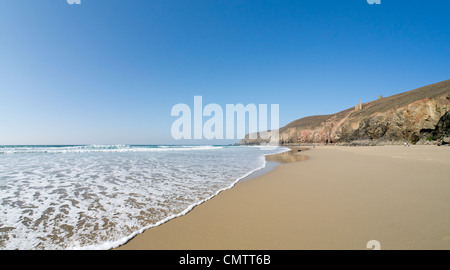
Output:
[0, 0, 449, 145]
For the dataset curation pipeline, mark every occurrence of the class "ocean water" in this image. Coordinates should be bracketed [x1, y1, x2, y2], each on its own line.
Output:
[0, 145, 287, 250]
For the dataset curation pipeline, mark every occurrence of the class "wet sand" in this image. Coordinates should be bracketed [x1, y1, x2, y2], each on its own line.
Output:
[116, 145, 450, 250]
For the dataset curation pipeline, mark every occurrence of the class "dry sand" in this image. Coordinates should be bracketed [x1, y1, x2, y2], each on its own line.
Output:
[116, 145, 450, 250]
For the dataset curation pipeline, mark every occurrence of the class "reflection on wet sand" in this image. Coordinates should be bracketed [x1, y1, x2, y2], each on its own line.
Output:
[266, 147, 309, 163]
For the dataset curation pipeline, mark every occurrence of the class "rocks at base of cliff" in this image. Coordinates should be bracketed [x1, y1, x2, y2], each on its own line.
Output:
[438, 137, 450, 146]
[348, 140, 376, 146]
[418, 111, 450, 146]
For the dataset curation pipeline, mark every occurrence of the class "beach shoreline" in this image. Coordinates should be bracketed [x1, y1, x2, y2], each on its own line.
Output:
[238, 146, 308, 183]
[116, 145, 450, 250]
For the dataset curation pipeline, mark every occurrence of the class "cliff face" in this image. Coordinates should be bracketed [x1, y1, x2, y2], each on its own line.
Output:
[331, 95, 449, 145]
[241, 80, 450, 146]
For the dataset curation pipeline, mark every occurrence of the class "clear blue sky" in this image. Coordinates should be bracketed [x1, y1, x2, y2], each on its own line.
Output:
[0, 0, 449, 145]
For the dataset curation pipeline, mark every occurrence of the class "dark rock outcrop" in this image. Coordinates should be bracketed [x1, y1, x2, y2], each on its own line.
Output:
[419, 111, 450, 145]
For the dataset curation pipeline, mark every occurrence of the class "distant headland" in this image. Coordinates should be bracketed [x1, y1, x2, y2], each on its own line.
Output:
[241, 79, 450, 146]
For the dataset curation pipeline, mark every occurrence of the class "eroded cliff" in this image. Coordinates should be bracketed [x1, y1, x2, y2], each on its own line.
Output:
[241, 80, 450, 146]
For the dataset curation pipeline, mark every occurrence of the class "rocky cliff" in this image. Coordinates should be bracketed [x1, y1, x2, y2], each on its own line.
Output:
[240, 79, 450, 146]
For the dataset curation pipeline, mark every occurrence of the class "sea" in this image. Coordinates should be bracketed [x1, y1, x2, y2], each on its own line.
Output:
[0, 144, 287, 250]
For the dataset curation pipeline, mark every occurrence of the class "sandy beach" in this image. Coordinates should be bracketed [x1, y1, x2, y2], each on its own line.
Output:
[116, 145, 450, 250]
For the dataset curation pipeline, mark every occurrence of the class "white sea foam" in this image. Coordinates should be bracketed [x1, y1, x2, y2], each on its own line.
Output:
[0, 145, 222, 154]
[0, 145, 287, 250]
